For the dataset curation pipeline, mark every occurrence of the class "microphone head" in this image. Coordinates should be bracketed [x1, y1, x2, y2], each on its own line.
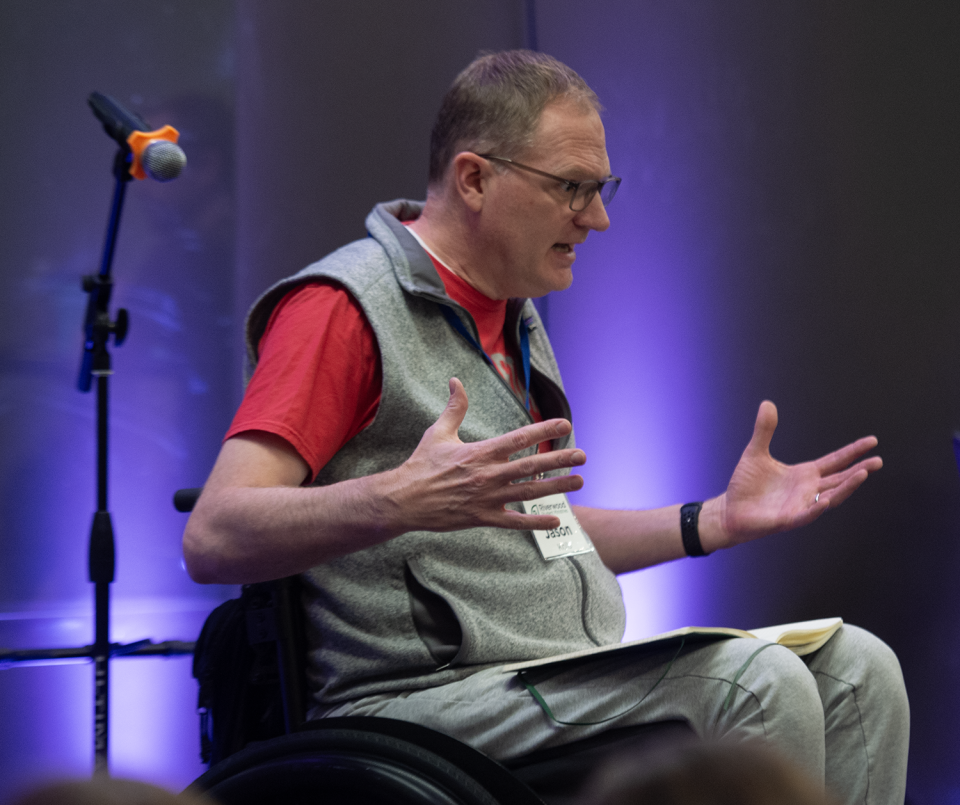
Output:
[142, 140, 187, 181]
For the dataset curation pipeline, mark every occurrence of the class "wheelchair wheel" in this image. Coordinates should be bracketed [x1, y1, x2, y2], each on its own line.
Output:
[188, 726, 536, 805]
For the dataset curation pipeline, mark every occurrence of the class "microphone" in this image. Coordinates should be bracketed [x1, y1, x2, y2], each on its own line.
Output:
[87, 91, 187, 181]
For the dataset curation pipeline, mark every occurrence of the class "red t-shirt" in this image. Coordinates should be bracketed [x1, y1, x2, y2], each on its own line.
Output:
[226, 257, 543, 480]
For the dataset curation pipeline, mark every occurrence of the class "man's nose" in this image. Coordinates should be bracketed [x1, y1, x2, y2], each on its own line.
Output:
[575, 191, 611, 232]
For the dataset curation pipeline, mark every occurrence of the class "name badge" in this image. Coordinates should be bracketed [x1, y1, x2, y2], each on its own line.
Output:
[521, 493, 595, 560]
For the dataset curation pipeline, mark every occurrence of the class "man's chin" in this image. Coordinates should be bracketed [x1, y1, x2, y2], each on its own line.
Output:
[545, 269, 574, 295]
[512, 268, 573, 299]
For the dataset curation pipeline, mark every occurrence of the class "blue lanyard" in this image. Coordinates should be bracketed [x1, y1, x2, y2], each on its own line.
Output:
[440, 305, 531, 413]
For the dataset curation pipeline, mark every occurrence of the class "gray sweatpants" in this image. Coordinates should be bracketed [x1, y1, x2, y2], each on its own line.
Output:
[318, 625, 909, 804]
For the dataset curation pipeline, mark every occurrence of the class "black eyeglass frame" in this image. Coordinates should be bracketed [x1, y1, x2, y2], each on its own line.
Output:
[477, 154, 621, 211]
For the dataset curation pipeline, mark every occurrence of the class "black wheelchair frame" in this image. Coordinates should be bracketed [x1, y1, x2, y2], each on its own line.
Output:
[179, 490, 693, 804]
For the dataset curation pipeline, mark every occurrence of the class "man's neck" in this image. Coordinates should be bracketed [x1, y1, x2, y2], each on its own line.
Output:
[407, 200, 505, 300]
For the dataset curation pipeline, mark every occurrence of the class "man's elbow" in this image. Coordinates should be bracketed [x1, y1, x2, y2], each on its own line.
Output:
[182, 517, 228, 584]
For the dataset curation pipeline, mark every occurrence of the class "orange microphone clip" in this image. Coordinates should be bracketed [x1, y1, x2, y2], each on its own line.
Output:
[126, 125, 180, 180]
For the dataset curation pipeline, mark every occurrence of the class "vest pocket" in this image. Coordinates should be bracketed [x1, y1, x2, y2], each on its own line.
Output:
[404, 558, 464, 668]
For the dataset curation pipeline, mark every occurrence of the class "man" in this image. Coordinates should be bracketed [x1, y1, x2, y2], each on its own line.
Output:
[184, 51, 908, 802]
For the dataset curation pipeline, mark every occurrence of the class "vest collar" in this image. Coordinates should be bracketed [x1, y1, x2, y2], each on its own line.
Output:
[368, 200, 540, 363]
[367, 200, 450, 303]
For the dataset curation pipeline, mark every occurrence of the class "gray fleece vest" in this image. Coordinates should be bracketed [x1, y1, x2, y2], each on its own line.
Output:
[245, 200, 626, 705]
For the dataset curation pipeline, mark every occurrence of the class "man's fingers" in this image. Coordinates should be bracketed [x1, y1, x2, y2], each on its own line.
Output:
[819, 456, 882, 491]
[815, 436, 880, 475]
[481, 418, 574, 460]
[786, 496, 830, 531]
[817, 468, 870, 509]
[494, 510, 564, 531]
[745, 400, 778, 456]
[818, 457, 880, 492]
[430, 378, 470, 440]
[499, 447, 586, 482]
[499, 472, 585, 503]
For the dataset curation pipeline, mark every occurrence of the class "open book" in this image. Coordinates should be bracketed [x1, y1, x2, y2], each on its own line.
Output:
[501, 617, 843, 674]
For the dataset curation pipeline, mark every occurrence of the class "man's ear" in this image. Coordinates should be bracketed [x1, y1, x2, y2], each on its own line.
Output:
[451, 151, 490, 213]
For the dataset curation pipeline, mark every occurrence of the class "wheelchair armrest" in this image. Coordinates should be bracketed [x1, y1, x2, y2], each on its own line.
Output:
[174, 487, 203, 512]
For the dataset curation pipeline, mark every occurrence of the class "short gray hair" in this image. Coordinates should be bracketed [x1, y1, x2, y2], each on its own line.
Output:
[428, 50, 601, 184]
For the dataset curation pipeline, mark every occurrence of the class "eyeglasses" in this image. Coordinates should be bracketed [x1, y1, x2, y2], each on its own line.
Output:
[477, 154, 621, 212]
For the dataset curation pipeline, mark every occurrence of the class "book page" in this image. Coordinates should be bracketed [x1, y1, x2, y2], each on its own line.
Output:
[500, 626, 752, 674]
[500, 618, 843, 673]
[748, 617, 843, 656]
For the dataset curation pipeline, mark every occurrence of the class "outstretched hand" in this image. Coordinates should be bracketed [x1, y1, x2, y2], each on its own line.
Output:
[713, 401, 882, 549]
[387, 378, 587, 533]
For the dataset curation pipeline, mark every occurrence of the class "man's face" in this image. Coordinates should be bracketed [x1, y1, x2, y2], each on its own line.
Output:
[478, 98, 612, 299]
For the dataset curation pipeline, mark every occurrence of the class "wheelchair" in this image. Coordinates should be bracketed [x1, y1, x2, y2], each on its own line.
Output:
[178, 490, 693, 805]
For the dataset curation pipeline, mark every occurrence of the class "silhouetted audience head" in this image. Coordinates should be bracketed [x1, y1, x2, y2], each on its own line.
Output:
[579, 742, 840, 805]
[7, 777, 211, 805]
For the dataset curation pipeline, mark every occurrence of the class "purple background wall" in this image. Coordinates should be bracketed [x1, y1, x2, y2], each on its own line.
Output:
[0, 0, 238, 793]
[538, 8, 960, 803]
[0, 1, 957, 802]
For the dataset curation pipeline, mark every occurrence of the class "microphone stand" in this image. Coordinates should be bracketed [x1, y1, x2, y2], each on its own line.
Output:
[78, 146, 132, 775]
[0, 142, 194, 776]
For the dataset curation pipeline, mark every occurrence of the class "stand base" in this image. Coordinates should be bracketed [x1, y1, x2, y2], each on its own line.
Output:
[0, 640, 195, 667]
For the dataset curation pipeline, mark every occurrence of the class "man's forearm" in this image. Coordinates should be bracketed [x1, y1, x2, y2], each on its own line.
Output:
[573, 498, 726, 575]
[182, 394, 590, 585]
[183, 470, 408, 584]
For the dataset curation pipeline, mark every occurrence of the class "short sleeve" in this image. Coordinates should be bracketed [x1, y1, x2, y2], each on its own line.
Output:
[225, 281, 382, 480]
